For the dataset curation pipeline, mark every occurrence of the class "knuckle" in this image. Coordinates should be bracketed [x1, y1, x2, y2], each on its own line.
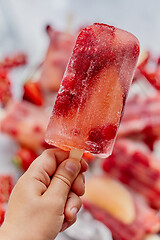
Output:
[54, 173, 71, 189]
[42, 149, 55, 158]
[16, 175, 26, 189]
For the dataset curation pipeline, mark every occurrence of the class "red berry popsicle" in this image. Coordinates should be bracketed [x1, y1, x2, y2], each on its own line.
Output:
[45, 23, 140, 158]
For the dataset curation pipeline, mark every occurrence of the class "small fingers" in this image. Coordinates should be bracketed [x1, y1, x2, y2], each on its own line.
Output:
[80, 159, 88, 173]
[65, 191, 82, 221]
[72, 173, 85, 196]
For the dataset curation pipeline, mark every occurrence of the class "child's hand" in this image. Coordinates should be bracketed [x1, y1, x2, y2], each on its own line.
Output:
[0, 149, 88, 240]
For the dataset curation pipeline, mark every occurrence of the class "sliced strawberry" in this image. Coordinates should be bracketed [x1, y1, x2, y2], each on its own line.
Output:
[23, 81, 44, 106]
[0, 175, 13, 203]
[12, 147, 38, 172]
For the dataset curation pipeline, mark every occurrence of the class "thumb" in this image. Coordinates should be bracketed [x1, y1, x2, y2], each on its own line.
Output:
[45, 158, 81, 210]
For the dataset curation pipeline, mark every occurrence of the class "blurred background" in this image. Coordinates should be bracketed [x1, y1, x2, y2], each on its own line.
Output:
[1, 0, 160, 239]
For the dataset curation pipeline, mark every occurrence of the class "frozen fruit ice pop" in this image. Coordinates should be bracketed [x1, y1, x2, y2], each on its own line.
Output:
[83, 175, 160, 240]
[1, 101, 50, 150]
[45, 23, 140, 157]
[102, 139, 160, 209]
[118, 94, 160, 150]
[39, 25, 76, 92]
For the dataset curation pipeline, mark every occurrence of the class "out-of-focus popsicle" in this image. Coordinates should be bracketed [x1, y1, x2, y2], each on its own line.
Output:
[0, 101, 50, 151]
[39, 25, 76, 92]
[118, 94, 160, 150]
[83, 175, 160, 240]
[102, 139, 160, 209]
[45, 23, 140, 158]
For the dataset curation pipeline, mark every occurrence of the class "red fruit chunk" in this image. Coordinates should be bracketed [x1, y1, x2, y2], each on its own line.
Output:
[0, 52, 27, 69]
[61, 75, 75, 91]
[53, 91, 77, 116]
[88, 124, 117, 153]
[12, 147, 38, 172]
[0, 175, 13, 203]
[0, 68, 12, 107]
[23, 81, 44, 106]
[101, 124, 117, 141]
[89, 125, 117, 142]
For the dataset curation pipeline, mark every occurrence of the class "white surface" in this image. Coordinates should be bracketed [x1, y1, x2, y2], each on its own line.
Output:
[1, 0, 160, 60]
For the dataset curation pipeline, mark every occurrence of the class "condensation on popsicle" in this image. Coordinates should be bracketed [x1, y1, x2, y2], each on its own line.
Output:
[45, 23, 140, 158]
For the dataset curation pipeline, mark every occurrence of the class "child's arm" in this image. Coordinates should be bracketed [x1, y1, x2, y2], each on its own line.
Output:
[0, 149, 87, 240]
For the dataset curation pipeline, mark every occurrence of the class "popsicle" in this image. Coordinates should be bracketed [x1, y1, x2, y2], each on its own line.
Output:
[103, 139, 160, 208]
[45, 23, 140, 158]
[0, 101, 50, 151]
[118, 94, 160, 150]
[39, 25, 76, 92]
[83, 175, 160, 240]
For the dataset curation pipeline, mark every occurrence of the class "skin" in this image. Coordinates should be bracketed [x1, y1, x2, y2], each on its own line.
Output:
[0, 149, 88, 240]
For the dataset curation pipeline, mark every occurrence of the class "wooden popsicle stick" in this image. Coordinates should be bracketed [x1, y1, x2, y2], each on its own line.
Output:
[69, 148, 84, 161]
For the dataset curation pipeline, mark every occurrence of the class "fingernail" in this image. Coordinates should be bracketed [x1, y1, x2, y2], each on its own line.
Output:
[65, 161, 78, 174]
[71, 207, 78, 218]
[61, 222, 68, 232]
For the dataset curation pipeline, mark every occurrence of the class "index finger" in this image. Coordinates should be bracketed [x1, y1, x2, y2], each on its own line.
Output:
[25, 149, 69, 188]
